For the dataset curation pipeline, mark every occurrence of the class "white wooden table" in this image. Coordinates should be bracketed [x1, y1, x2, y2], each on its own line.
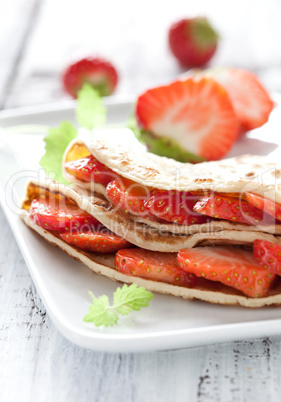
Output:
[1, 1, 281, 400]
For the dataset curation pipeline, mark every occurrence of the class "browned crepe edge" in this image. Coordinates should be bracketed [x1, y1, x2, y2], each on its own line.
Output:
[21, 212, 281, 308]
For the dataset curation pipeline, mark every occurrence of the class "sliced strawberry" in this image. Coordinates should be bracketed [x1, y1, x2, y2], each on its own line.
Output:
[115, 248, 197, 287]
[64, 155, 117, 185]
[62, 57, 118, 98]
[178, 246, 275, 298]
[60, 230, 131, 253]
[194, 193, 276, 225]
[136, 78, 238, 161]
[205, 68, 274, 132]
[106, 178, 155, 219]
[254, 239, 281, 276]
[245, 193, 281, 221]
[30, 198, 100, 232]
[144, 189, 211, 224]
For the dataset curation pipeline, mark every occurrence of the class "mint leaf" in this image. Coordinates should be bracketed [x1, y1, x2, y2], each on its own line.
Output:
[83, 295, 118, 327]
[76, 83, 106, 129]
[83, 284, 154, 327]
[39, 121, 77, 184]
[113, 284, 154, 315]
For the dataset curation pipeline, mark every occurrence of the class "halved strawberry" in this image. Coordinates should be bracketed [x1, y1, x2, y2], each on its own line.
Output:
[204, 68, 274, 132]
[254, 239, 281, 276]
[62, 57, 118, 98]
[144, 189, 211, 224]
[64, 155, 117, 185]
[106, 178, 154, 219]
[193, 193, 276, 225]
[115, 248, 197, 287]
[178, 246, 275, 298]
[30, 198, 100, 232]
[60, 230, 132, 253]
[136, 78, 239, 161]
[245, 193, 281, 221]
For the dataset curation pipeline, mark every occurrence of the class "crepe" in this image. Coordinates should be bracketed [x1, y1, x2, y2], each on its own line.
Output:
[21, 179, 281, 307]
[62, 137, 281, 236]
[22, 179, 281, 252]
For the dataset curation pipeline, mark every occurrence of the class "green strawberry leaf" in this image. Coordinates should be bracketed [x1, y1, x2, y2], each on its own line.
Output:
[128, 116, 206, 163]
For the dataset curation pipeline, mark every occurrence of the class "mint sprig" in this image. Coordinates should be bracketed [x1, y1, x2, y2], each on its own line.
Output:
[39, 83, 106, 183]
[83, 284, 154, 327]
[39, 121, 77, 184]
[76, 83, 106, 129]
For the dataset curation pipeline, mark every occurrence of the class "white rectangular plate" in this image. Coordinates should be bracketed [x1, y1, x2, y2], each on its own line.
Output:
[1, 96, 281, 353]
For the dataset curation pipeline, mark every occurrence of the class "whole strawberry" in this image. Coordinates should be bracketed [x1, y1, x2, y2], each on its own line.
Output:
[168, 17, 219, 68]
[62, 57, 118, 98]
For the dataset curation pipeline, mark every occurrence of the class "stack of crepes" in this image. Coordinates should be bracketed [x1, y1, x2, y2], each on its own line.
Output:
[21, 133, 281, 307]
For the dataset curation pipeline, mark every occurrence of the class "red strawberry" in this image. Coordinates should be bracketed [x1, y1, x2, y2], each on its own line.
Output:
[178, 246, 275, 298]
[30, 198, 100, 232]
[136, 78, 238, 161]
[203, 68, 274, 132]
[62, 57, 118, 98]
[115, 248, 197, 287]
[168, 17, 219, 68]
[60, 231, 131, 253]
[106, 178, 155, 219]
[254, 239, 281, 276]
[144, 189, 211, 224]
[64, 155, 117, 186]
[193, 193, 276, 225]
[245, 193, 281, 221]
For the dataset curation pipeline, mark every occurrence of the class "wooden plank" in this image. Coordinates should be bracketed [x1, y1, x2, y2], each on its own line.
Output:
[0, 0, 40, 109]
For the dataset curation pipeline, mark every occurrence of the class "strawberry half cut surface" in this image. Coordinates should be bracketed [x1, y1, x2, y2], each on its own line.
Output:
[245, 193, 281, 221]
[106, 178, 155, 219]
[254, 240, 281, 276]
[61, 231, 132, 254]
[64, 155, 117, 186]
[30, 198, 100, 232]
[115, 249, 198, 287]
[205, 68, 274, 132]
[62, 57, 118, 98]
[136, 78, 239, 161]
[178, 246, 275, 298]
[144, 189, 211, 224]
[193, 193, 276, 226]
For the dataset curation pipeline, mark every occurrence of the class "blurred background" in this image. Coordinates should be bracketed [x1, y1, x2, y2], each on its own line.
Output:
[1, 0, 281, 109]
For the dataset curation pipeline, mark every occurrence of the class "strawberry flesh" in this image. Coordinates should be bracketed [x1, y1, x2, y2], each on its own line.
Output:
[254, 239, 281, 276]
[136, 78, 238, 161]
[106, 178, 155, 219]
[144, 189, 211, 224]
[178, 246, 275, 298]
[194, 193, 276, 226]
[65, 155, 117, 185]
[204, 68, 274, 132]
[61, 231, 132, 253]
[30, 198, 100, 232]
[245, 193, 281, 222]
[115, 248, 197, 287]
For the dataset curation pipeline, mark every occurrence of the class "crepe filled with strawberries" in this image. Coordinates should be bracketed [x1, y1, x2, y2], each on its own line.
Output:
[21, 162, 281, 308]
